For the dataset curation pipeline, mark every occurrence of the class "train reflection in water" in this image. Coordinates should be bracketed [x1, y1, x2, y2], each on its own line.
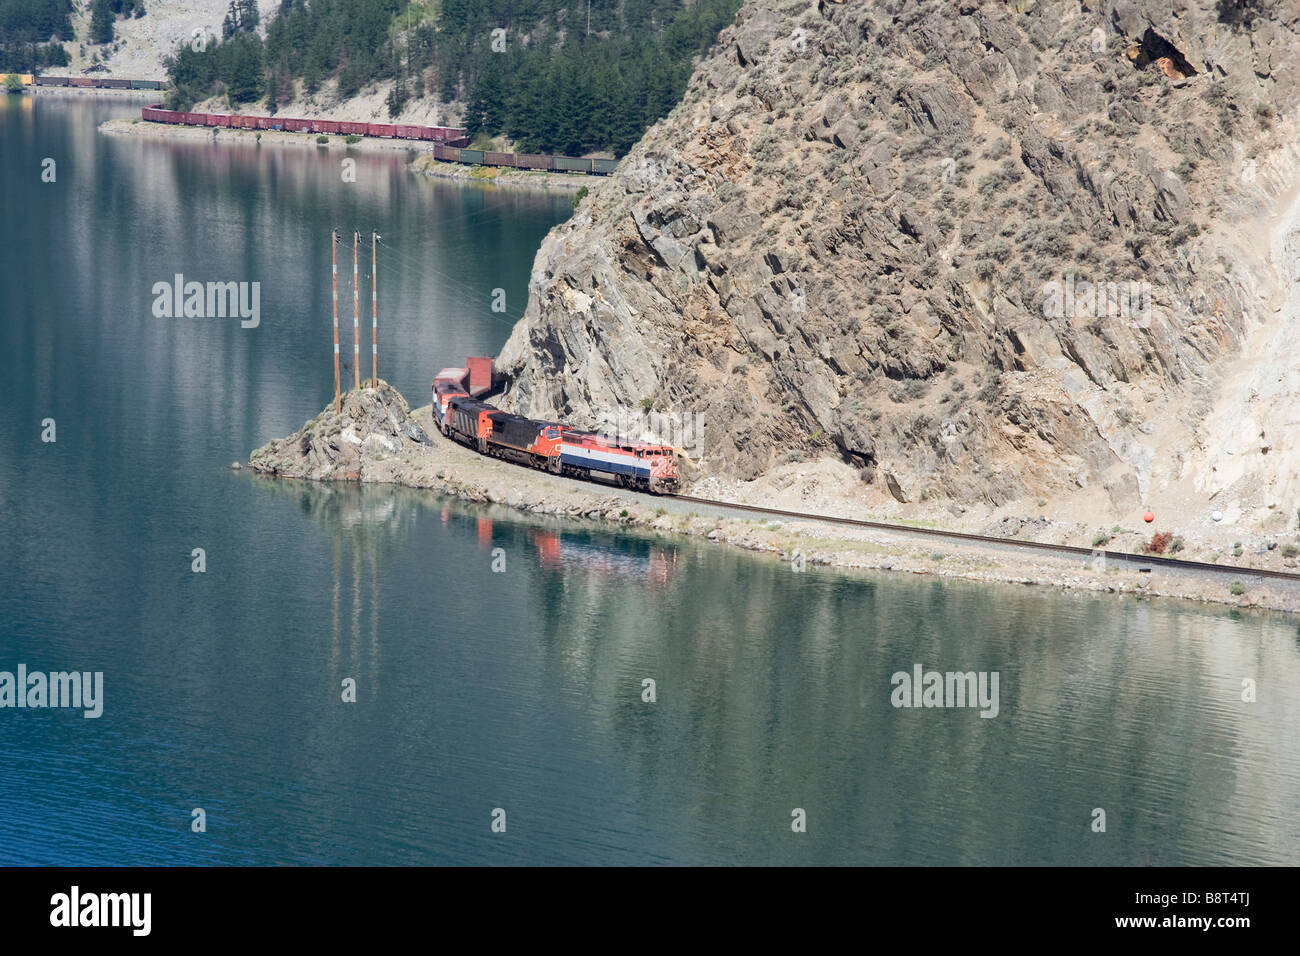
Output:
[443, 507, 679, 589]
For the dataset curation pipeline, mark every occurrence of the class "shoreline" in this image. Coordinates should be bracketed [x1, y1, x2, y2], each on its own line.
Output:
[29, 87, 158, 99]
[99, 117, 590, 190]
[247, 384, 1300, 615]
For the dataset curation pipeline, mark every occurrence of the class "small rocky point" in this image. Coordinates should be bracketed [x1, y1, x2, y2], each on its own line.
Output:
[250, 382, 432, 480]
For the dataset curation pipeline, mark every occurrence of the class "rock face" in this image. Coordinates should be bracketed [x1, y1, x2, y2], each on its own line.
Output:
[250, 382, 431, 481]
[496, 0, 1300, 519]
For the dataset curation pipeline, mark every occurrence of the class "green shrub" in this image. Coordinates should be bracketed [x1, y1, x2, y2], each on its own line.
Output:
[316, 134, 329, 144]
[345, 133, 361, 144]
[1230, 581, 1245, 596]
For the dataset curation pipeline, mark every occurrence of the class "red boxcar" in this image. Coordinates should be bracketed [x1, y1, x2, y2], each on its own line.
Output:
[516, 153, 553, 171]
[70, 76, 96, 88]
[255, 115, 273, 130]
[433, 143, 458, 162]
[466, 357, 494, 397]
[483, 151, 515, 167]
[368, 122, 396, 138]
[283, 118, 311, 133]
[234, 115, 258, 129]
[205, 114, 228, 127]
[339, 121, 367, 136]
[142, 106, 167, 122]
[317, 120, 341, 135]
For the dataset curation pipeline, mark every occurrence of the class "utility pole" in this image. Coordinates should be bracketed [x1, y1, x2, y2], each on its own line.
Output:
[371, 231, 379, 386]
[352, 230, 360, 390]
[331, 230, 340, 413]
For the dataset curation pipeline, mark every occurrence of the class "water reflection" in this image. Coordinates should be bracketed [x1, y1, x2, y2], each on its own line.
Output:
[242, 479, 1300, 864]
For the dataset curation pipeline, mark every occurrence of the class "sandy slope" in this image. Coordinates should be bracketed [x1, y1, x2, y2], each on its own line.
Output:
[52, 1, 279, 79]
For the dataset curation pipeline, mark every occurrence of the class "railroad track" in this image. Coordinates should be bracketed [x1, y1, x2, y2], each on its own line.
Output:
[672, 495, 1300, 584]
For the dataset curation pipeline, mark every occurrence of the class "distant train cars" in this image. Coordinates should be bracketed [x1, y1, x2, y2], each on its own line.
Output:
[443, 148, 616, 175]
[426, 143, 617, 175]
[137, 105, 615, 175]
[30, 74, 164, 90]
[432, 364, 679, 495]
[140, 105, 469, 145]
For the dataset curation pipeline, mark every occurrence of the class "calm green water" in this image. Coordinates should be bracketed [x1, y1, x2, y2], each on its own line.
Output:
[2, 95, 1299, 866]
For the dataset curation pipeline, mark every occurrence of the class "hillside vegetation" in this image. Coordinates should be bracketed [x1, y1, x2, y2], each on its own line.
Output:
[164, 0, 742, 156]
[0, 0, 72, 71]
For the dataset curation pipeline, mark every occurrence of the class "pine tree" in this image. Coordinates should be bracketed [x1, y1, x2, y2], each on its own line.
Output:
[90, 0, 115, 44]
[386, 74, 408, 119]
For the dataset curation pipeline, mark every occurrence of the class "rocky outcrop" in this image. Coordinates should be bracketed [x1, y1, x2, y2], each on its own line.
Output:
[250, 382, 431, 481]
[496, 0, 1300, 521]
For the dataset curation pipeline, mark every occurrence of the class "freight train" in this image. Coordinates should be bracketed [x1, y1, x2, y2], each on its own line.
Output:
[141, 105, 469, 144]
[429, 143, 618, 175]
[432, 363, 679, 494]
[139, 106, 617, 174]
[30, 74, 164, 89]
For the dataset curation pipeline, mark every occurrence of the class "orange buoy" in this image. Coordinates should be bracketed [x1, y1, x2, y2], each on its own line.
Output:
[1143, 511, 1155, 523]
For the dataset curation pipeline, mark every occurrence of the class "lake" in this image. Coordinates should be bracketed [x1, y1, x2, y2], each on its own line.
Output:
[2, 95, 1297, 865]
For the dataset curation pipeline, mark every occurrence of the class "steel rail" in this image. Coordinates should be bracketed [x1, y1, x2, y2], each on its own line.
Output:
[672, 495, 1300, 584]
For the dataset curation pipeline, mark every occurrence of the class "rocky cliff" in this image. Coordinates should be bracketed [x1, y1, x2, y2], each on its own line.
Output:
[496, 0, 1300, 533]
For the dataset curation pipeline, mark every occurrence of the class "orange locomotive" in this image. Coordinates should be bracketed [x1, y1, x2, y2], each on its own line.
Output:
[432, 364, 679, 495]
